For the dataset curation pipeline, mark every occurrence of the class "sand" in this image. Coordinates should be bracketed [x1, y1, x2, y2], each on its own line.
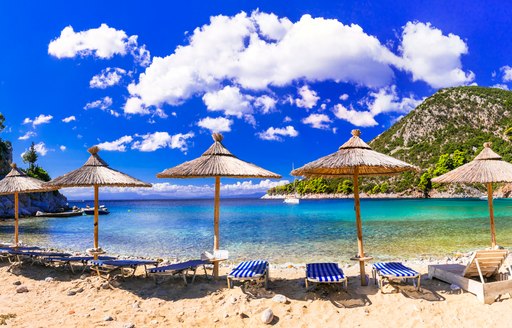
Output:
[0, 260, 511, 328]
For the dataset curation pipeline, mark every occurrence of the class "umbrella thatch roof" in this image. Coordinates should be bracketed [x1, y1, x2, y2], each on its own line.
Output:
[291, 129, 418, 177]
[432, 142, 512, 184]
[45, 146, 152, 188]
[0, 163, 57, 195]
[157, 133, 282, 179]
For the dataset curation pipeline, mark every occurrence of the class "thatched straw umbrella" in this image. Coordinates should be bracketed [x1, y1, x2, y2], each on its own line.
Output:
[45, 146, 151, 257]
[292, 129, 418, 285]
[432, 142, 512, 247]
[0, 163, 57, 245]
[157, 133, 281, 278]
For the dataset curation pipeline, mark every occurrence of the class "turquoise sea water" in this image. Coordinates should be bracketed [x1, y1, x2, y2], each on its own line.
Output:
[1, 198, 512, 263]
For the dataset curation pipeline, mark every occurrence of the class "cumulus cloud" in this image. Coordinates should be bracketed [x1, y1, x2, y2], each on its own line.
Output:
[127, 11, 398, 115]
[492, 83, 509, 90]
[197, 117, 233, 133]
[97, 135, 133, 152]
[202, 86, 253, 118]
[367, 86, 422, 116]
[61, 179, 289, 199]
[257, 125, 298, 141]
[22, 114, 53, 127]
[254, 95, 277, 114]
[332, 104, 377, 127]
[124, 97, 150, 115]
[62, 116, 76, 123]
[60, 145, 66, 151]
[131, 132, 194, 152]
[21, 142, 50, 157]
[295, 85, 320, 109]
[302, 113, 331, 129]
[18, 131, 36, 140]
[48, 24, 150, 65]
[84, 96, 120, 116]
[399, 22, 474, 88]
[500, 66, 512, 82]
[90, 67, 126, 88]
[339, 94, 349, 100]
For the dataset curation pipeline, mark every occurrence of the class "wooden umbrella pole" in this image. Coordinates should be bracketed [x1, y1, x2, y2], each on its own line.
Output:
[353, 168, 367, 286]
[213, 176, 221, 278]
[14, 192, 19, 246]
[94, 184, 99, 259]
[487, 183, 497, 248]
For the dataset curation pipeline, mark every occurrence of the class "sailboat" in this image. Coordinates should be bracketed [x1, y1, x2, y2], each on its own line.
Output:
[284, 164, 300, 204]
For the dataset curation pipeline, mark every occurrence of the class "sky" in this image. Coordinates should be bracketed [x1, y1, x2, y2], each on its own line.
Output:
[1, 1, 511, 199]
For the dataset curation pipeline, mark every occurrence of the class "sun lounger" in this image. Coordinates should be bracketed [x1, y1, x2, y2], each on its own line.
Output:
[305, 263, 348, 289]
[4, 249, 71, 265]
[428, 249, 511, 304]
[227, 260, 269, 289]
[372, 262, 420, 291]
[46, 256, 117, 273]
[149, 259, 211, 285]
[90, 259, 159, 280]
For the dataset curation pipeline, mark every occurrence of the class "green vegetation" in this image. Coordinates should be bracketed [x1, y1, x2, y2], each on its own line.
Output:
[22, 142, 51, 181]
[0, 113, 12, 177]
[267, 86, 512, 197]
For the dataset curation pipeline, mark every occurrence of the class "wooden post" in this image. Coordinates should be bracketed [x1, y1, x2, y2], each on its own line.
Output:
[14, 192, 19, 246]
[487, 183, 496, 247]
[94, 184, 99, 260]
[213, 176, 220, 278]
[353, 168, 367, 286]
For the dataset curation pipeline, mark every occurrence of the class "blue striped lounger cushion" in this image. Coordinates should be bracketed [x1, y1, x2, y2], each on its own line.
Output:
[373, 262, 418, 277]
[306, 263, 345, 282]
[91, 259, 158, 267]
[150, 259, 209, 273]
[228, 260, 268, 278]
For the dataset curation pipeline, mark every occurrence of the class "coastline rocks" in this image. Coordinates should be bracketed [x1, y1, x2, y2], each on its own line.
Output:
[261, 308, 274, 324]
[0, 191, 68, 218]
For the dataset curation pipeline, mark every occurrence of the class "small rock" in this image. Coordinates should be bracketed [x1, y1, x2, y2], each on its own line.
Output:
[13, 281, 21, 286]
[44, 277, 54, 283]
[68, 310, 75, 315]
[178, 311, 184, 316]
[124, 324, 135, 328]
[16, 285, 28, 293]
[364, 309, 370, 315]
[75, 287, 84, 293]
[132, 302, 140, 309]
[230, 296, 237, 304]
[90, 307, 95, 311]
[223, 313, 229, 318]
[261, 308, 273, 324]
[214, 319, 219, 323]
[272, 294, 288, 304]
[150, 320, 158, 325]
[67, 291, 76, 296]
[239, 312, 249, 319]
[80, 274, 88, 280]
[104, 316, 114, 321]
[101, 282, 111, 289]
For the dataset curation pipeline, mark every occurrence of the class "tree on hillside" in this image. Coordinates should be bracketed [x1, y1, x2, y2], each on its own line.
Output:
[22, 142, 38, 170]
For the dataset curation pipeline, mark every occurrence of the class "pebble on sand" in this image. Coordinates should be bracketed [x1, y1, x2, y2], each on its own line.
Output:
[261, 308, 274, 324]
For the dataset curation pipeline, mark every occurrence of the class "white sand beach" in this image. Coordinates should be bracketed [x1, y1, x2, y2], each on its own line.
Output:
[0, 259, 510, 328]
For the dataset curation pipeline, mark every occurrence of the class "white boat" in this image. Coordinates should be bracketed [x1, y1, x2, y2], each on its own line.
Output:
[283, 163, 300, 205]
[283, 196, 300, 204]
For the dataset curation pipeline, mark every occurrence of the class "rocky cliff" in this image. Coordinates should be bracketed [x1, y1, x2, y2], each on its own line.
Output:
[0, 141, 68, 217]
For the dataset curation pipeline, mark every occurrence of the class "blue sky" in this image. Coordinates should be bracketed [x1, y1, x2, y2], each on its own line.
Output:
[1, 1, 511, 199]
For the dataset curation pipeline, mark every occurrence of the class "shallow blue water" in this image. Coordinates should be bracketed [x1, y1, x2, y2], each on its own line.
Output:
[1, 198, 512, 263]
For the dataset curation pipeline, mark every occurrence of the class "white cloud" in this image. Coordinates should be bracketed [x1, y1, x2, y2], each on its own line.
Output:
[332, 104, 377, 127]
[254, 95, 277, 114]
[48, 24, 149, 65]
[84, 96, 113, 110]
[339, 94, 349, 100]
[124, 97, 150, 115]
[202, 86, 253, 118]
[18, 131, 36, 140]
[62, 179, 289, 199]
[97, 135, 133, 152]
[197, 117, 233, 133]
[302, 113, 331, 129]
[295, 85, 320, 109]
[367, 86, 422, 116]
[131, 132, 194, 152]
[90, 67, 126, 88]
[127, 11, 398, 114]
[60, 145, 66, 151]
[492, 83, 509, 90]
[399, 21, 474, 88]
[34, 142, 49, 156]
[257, 125, 298, 141]
[22, 114, 53, 127]
[283, 116, 292, 122]
[62, 115, 76, 123]
[500, 66, 512, 82]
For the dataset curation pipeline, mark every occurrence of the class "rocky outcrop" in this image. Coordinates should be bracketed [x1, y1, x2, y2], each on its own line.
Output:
[0, 142, 69, 217]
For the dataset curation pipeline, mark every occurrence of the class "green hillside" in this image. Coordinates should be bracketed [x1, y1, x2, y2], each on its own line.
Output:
[268, 86, 512, 197]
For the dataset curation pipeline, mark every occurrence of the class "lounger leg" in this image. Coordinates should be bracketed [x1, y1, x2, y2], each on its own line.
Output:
[191, 267, 198, 284]
[227, 277, 232, 289]
[203, 265, 208, 280]
[305, 279, 308, 289]
[417, 276, 421, 291]
[182, 273, 188, 286]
